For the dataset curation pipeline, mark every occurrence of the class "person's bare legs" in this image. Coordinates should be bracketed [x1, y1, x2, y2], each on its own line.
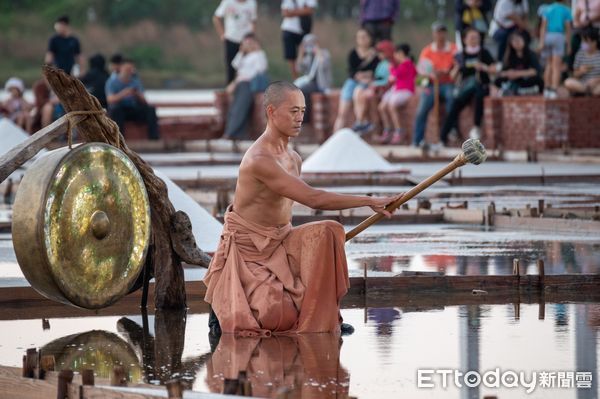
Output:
[564, 78, 587, 95]
[378, 100, 392, 129]
[389, 102, 405, 145]
[353, 87, 369, 124]
[551, 55, 562, 91]
[544, 59, 552, 90]
[591, 80, 600, 96]
[333, 100, 352, 132]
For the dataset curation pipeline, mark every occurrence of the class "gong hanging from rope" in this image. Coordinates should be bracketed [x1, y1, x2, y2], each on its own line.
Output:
[12, 142, 151, 309]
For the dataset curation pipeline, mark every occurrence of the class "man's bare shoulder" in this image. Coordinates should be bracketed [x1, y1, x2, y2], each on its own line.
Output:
[289, 148, 302, 168]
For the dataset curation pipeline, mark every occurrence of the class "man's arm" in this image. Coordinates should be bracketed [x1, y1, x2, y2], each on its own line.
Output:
[213, 16, 225, 40]
[250, 155, 396, 216]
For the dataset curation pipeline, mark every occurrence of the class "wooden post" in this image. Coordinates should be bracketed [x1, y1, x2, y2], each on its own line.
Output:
[81, 369, 95, 386]
[538, 199, 545, 216]
[40, 355, 56, 380]
[110, 365, 127, 387]
[56, 369, 74, 399]
[512, 259, 520, 276]
[238, 371, 252, 396]
[537, 259, 545, 289]
[223, 379, 240, 395]
[363, 262, 368, 324]
[23, 348, 38, 378]
[166, 379, 183, 399]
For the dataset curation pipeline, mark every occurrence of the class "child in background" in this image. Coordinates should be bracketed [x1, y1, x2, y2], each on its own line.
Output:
[377, 43, 417, 144]
[538, 0, 572, 98]
[0, 78, 31, 130]
[564, 27, 600, 96]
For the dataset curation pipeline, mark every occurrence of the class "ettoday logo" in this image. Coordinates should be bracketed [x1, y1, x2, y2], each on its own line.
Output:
[417, 369, 593, 394]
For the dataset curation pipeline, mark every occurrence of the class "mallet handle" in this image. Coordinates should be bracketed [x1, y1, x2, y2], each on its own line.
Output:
[345, 154, 467, 241]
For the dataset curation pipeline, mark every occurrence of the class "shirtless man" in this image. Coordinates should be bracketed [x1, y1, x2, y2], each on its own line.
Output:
[203, 81, 398, 336]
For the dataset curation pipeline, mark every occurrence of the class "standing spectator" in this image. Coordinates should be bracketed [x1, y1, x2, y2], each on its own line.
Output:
[440, 28, 496, 145]
[1, 78, 31, 130]
[80, 54, 110, 108]
[496, 31, 543, 95]
[45, 15, 82, 76]
[377, 44, 417, 144]
[489, 0, 530, 60]
[294, 34, 332, 122]
[213, 0, 257, 84]
[360, 0, 399, 43]
[457, 0, 490, 40]
[224, 34, 268, 139]
[564, 27, 600, 95]
[454, 0, 494, 48]
[539, 0, 572, 98]
[105, 59, 160, 140]
[413, 22, 457, 147]
[569, 0, 600, 69]
[333, 29, 379, 132]
[281, 0, 317, 79]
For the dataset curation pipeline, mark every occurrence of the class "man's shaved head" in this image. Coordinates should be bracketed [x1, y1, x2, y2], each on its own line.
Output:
[263, 81, 302, 110]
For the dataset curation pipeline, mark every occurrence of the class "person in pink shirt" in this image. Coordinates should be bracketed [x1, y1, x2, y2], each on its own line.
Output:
[377, 43, 417, 144]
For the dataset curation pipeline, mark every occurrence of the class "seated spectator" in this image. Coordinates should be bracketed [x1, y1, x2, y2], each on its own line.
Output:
[360, 0, 399, 43]
[377, 44, 417, 144]
[333, 28, 379, 132]
[109, 53, 123, 77]
[570, 0, 600, 70]
[538, 0, 572, 98]
[489, 0, 530, 61]
[440, 27, 496, 145]
[565, 27, 600, 96]
[1, 77, 31, 130]
[496, 31, 543, 95]
[105, 58, 160, 140]
[224, 33, 268, 139]
[457, 0, 489, 40]
[357, 40, 395, 138]
[413, 22, 457, 147]
[294, 34, 332, 123]
[80, 54, 110, 108]
[26, 79, 51, 133]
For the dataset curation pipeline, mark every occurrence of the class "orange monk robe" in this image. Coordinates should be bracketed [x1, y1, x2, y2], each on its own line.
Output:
[203, 208, 350, 336]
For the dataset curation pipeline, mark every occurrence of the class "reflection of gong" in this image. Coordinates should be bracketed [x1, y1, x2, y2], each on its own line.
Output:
[12, 143, 151, 309]
[42, 330, 142, 381]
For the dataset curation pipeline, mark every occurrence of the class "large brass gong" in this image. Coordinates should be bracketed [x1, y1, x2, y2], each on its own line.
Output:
[12, 143, 151, 309]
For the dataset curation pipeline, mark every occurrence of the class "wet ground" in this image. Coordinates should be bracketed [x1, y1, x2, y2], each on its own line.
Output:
[346, 224, 600, 276]
[0, 302, 598, 398]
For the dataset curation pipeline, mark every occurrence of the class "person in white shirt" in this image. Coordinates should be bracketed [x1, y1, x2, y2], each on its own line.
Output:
[489, 0, 530, 60]
[224, 34, 269, 139]
[281, 0, 317, 79]
[213, 0, 257, 84]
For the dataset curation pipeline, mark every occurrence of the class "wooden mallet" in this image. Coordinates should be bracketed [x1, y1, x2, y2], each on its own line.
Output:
[345, 138, 488, 241]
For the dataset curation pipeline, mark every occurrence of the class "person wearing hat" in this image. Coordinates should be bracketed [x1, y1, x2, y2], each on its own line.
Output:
[1, 77, 31, 130]
[45, 15, 82, 76]
[412, 22, 457, 147]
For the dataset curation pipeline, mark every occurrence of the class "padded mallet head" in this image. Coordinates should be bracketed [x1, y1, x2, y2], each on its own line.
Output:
[461, 138, 487, 165]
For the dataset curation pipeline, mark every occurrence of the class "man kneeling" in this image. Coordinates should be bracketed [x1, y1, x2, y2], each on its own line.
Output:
[203, 81, 397, 336]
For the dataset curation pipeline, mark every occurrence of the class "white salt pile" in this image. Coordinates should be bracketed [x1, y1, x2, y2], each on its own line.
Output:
[0, 118, 31, 158]
[301, 128, 400, 173]
[154, 170, 223, 253]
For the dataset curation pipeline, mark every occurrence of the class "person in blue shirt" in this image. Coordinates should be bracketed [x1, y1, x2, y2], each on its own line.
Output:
[538, 0, 573, 98]
[105, 59, 159, 140]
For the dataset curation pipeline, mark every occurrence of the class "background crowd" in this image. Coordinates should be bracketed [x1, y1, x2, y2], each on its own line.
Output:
[2, 0, 600, 147]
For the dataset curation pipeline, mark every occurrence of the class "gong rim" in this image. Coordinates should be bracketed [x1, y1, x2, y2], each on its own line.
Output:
[13, 143, 151, 309]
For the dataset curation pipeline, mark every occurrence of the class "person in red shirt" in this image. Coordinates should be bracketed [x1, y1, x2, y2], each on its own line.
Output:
[413, 22, 457, 147]
[377, 43, 417, 144]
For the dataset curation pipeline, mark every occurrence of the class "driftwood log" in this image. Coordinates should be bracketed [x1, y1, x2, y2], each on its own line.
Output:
[35, 66, 210, 308]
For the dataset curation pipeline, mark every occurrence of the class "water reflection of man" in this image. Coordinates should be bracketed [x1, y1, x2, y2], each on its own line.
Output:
[205, 334, 350, 398]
